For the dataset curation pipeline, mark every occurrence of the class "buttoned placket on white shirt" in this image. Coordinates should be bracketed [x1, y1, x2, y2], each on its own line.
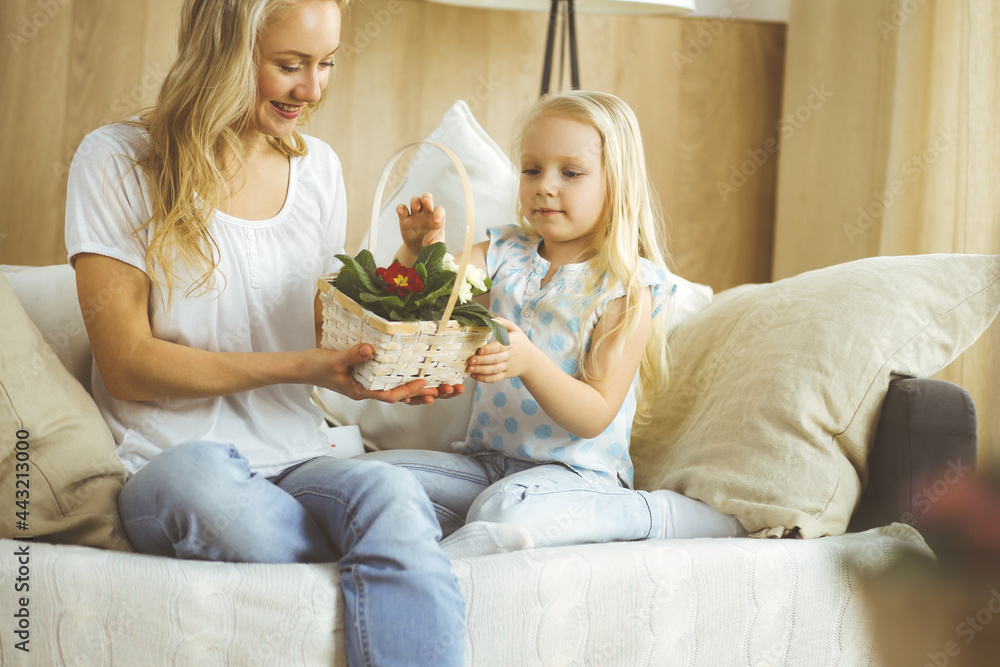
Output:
[245, 229, 261, 289]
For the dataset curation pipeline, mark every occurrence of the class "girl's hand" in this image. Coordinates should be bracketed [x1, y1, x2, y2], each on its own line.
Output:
[466, 318, 536, 383]
[397, 193, 446, 259]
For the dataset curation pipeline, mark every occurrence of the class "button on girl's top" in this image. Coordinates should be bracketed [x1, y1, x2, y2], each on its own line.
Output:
[454, 224, 674, 487]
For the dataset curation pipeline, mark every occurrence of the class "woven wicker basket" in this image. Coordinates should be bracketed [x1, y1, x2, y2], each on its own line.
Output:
[318, 141, 492, 391]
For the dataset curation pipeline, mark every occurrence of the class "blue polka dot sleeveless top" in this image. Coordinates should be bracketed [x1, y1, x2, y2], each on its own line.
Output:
[454, 224, 673, 488]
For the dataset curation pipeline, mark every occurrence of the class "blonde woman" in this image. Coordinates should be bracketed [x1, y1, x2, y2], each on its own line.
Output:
[64, 1, 464, 664]
[370, 91, 745, 550]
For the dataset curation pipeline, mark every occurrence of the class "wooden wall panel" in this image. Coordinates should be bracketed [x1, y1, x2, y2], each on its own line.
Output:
[0, 0, 73, 266]
[0, 0, 179, 268]
[0, 0, 785, 299]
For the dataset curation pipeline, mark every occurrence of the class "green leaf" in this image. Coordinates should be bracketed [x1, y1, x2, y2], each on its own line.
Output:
[420, 274, 458, 307]
[356, 249, 378, 276]
[451, 302, 510, 346]
[415, 243, 447, 280]
[485, 317, 510, 346]
[338, 254, 380, 294]
[359, 292, 403, 307]
[390, 308, 417, 321]
[332, 259, 363, 302]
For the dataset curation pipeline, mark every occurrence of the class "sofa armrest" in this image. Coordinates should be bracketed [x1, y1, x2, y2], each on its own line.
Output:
[848, 377, 978, 533]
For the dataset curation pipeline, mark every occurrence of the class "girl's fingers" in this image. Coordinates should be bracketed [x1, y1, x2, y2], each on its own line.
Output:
[470, 368, 506, 383]
[477, 341, 507, 356]
[469, 350, 506, 366]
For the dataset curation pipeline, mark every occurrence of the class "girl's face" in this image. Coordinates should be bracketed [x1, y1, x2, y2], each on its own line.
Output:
[519, 114, 607, 259]
[252, 1, 341, 140]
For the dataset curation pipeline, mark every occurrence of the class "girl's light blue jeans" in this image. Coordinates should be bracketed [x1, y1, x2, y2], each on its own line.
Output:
[117, 441, 465, 667]
[361, 449, 658, 545]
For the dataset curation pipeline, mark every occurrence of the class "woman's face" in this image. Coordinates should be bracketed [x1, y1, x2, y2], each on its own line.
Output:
[252, 1, 341, 140]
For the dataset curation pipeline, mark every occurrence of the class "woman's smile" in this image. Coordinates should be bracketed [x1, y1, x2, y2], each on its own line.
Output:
[270, 101, 303, 119]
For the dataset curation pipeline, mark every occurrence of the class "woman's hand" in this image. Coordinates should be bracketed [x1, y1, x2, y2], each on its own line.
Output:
[396, 193, 446, 265]
[402, 382, 465, 405]
[465, 318, 537, 383]
[308, 343, 467, 405]
[307, 343, 439, 403]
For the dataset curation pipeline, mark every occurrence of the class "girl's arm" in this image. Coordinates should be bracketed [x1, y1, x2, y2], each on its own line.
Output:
[468, 289, 653, 439]
[77, 253, 436, 403]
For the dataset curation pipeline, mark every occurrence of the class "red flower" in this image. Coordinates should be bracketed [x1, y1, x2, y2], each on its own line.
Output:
[376, 261, 424, 297]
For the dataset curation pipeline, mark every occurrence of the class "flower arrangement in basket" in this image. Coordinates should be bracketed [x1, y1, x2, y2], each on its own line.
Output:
[317, 140, 508, 391]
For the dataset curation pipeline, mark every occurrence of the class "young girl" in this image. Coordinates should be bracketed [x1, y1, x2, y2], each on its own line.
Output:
[367, 90, 744, 550]
[63, 1, 465, 664]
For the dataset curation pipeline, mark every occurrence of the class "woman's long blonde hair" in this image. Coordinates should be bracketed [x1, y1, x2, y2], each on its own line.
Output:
[134, 0, 348, 299]
[511, 90, 672, 419]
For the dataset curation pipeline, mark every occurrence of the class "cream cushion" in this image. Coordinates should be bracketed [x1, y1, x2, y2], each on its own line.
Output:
[631, 253, 1000, 538]
[2, 264, 92, 389]
[0, 270, 131, 550]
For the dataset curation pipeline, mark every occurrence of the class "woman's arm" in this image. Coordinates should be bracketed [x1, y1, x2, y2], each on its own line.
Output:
[468, 289, 653, 438]
[78, 253, 435, 403]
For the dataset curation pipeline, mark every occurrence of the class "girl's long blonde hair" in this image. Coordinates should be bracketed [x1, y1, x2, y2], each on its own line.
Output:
[511, 90, 672, 419]
[133, 0, 347, 299]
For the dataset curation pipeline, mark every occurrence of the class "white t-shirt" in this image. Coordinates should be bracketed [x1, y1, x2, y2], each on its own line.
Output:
[65, 123, 347, 476]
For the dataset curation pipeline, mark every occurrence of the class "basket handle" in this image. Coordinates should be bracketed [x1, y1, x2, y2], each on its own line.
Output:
[367, 141, 476, 334]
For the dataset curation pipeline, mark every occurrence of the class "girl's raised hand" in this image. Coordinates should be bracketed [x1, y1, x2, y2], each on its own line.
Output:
[397, 193, 446, 259]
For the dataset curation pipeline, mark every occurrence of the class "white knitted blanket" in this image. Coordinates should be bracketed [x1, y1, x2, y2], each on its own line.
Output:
[0, 523, 928, 666]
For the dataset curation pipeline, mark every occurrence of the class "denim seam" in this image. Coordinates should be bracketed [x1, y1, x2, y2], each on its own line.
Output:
[352, 569, 372, 667]
[122, 515, 187, 557]
[397, 463, 489, 486]
[431, 502, 466, 527]
[292, 485, 373, 665]
[639, 492, 654, 540]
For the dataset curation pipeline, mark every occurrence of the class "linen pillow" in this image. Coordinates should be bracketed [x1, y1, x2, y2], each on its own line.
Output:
[365, 99, 518, 264]
[630, 253, 1000, 539]
[0, 272, 131, 550]
[2, 264, 93, 390]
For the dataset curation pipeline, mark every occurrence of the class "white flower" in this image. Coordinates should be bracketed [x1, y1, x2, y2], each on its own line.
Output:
[442, 252, 488, 303]
[465, 265, 488, 293]
[442, 253, 460, 273]
[457, 280, 474, 304]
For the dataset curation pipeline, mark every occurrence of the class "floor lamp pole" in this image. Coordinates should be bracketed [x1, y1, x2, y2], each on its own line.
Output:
[539, 0, 581, 97]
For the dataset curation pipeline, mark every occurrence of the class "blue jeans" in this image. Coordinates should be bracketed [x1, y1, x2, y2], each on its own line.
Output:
[118, 441, 465, 667]
[361, 450, 662, 546]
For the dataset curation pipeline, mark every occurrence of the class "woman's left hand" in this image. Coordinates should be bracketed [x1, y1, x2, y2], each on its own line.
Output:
[401, 382, 466, 405]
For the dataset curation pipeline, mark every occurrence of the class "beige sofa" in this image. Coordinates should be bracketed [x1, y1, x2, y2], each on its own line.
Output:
[2, 250, 997, 665]
[4, 102, 1000, 666]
